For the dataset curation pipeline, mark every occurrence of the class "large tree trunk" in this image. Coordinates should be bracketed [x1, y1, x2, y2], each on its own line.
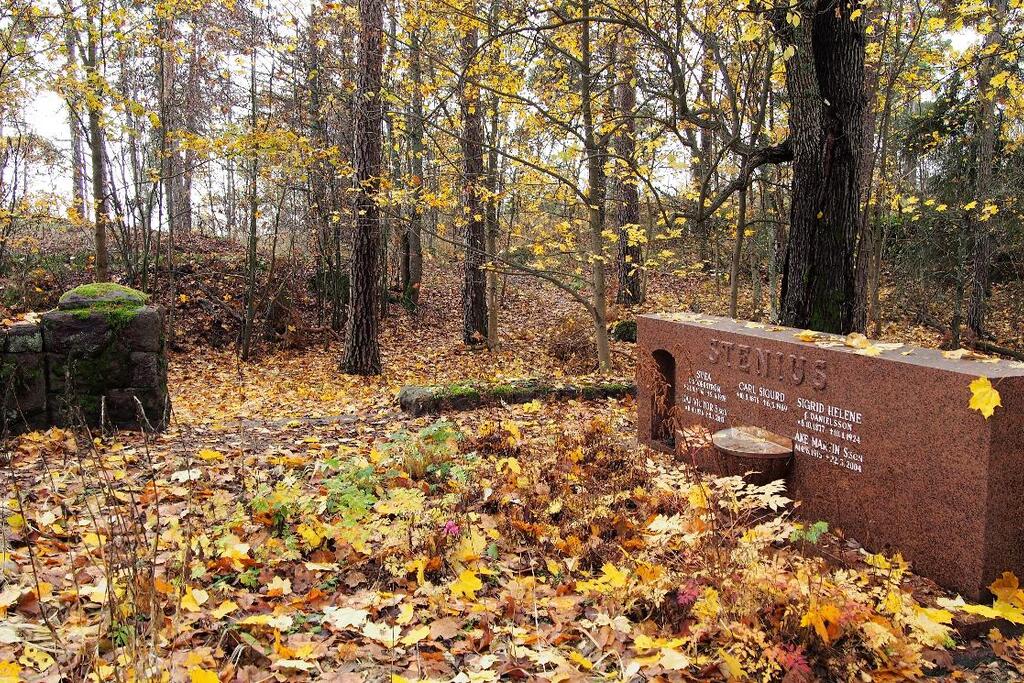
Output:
[778, 0, 865, 334]
[614, 33, 643, 306]
[341, 0, 385, 375]
[460, 19, 488, 345]
[580, 0, 612, 370]
[966, 0, 1007, 338]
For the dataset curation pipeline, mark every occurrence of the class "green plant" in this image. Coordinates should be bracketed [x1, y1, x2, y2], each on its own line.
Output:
[237, 567, 260, 589]
[790, 521, 829, 545]
[383, 419, 462, 480]
[325, 464, 379, 522]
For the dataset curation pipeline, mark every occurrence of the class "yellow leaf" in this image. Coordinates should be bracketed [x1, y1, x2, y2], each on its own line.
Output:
[400, 624, 430, 646]
[405, 558, 426, 585]
[396, 602, 415, 625]
[991, 572, 1024, 607]
[969, 376, 1002, 419]
[181, 586, 209, 612]
[694, 588, 720, 621]
[718, 648, 745, 678]
[297, 523, 323, 548]
[0, 661, 20, 683]
[570, 650, 594, 670]
[197, 448, 223, 461]
[600, 562, 628, 589]
[189, 669, 220, 683]
[521, 399, 542, 413]
[237, 614, 294, 630]
[361, 621, 401, 647]
[211, 600, 239, 620]
[267, 576, 292, 596]
[844, 332, 871, 349]
[17, 645, 53, 673]
[455, 528, 487, 563]
[450, 569, 483, 600]
[801, 601, 841, 643]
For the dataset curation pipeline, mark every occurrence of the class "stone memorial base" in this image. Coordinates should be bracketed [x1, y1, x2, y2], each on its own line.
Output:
[638, 312, 1024, 600]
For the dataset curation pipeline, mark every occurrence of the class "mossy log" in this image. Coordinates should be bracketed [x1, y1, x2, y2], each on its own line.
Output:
[398, 378, 636, 416]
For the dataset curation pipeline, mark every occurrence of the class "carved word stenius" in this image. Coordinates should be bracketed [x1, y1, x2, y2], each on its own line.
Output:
[708, 338, 827, 390]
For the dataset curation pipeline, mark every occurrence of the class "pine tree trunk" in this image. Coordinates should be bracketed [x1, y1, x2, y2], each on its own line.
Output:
[614, 34, 643, 306]
[341, 0, 385, 375]
[778, 0, 865, 334]
[460, 21, 488, 345]
[967, 0, 1006, 338]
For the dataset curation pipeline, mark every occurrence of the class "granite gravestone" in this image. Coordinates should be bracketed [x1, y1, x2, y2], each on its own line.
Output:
[637, 312, 1024, 599]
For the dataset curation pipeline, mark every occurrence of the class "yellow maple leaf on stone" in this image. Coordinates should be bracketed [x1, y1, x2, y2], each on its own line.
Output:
[844, 332, 871, 349]
[969, 376, 1002, 419]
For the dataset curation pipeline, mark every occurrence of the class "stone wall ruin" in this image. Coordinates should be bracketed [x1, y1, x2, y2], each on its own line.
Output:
[2, 283, 169, 436]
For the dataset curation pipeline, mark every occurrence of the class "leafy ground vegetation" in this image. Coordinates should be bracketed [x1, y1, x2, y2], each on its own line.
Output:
[3, 257, 1024, 682]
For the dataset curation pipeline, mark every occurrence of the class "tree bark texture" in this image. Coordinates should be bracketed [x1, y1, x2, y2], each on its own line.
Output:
[342, 0, 385, 375]
[967, 0, 1007, 337]
[778, 0, 866, 334]
[615, 34, 643, 306]
[460, 23, 488, 345]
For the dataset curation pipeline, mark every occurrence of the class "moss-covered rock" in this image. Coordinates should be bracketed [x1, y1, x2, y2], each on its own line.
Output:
[58, 282, 149, 330]
[59, 282, 148, 308]
[399, 378, 636, 415]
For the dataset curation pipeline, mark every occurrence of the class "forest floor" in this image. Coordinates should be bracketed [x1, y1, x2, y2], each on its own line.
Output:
[4, 244, 1024, 681]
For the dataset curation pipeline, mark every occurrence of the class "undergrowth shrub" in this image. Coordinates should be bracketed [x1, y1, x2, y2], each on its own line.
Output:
[545, 316, 597, 374]
[381, 418, 461, 481]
